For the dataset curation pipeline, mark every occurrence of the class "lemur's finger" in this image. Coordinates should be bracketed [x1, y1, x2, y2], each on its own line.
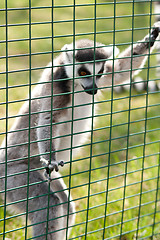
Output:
[58, 160, 64, 167]
[49, 160, 64, 172]
[42, 160, 65, 181]
[40, 157, 64, 172]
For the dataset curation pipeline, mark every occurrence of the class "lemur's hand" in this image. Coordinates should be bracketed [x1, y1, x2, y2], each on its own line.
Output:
[145, 22, 160, 48]
[40, 157, 64, 181]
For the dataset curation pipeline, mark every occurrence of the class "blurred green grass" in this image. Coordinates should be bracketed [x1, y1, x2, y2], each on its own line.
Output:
[0, 0, 160, 239]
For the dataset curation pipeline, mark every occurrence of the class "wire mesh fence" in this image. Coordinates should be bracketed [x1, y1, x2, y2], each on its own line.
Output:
[0, 0, 160, 239]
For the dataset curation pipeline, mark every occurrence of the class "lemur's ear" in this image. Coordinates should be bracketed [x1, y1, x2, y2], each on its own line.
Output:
[61, 43, 77, 63]
[102, 45, 120, 59]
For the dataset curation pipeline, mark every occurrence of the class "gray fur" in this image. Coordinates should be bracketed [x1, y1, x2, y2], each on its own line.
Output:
[0, 23, 159, 239]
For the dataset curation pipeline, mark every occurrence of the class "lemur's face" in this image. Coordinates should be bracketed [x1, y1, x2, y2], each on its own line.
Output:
[76, 62, 104, 95]
[62, 39, 118, 95]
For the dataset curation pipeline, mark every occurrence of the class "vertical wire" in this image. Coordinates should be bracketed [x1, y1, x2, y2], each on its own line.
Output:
[102, 0, 116, 238]
[65, 0, 76, 239]
[119, 0, 135, 238]
[135, 1, 153, 239]
[151, 151, 160, 240]
[24, 0, 32, 239]
[3, 0, 8, 239]
[84, 1, 97, 238]
[151, 3, 160, 236]
[45, 0, 55, 239]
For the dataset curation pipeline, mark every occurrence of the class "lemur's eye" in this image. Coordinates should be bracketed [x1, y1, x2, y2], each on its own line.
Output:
[80, 71, 87, 76]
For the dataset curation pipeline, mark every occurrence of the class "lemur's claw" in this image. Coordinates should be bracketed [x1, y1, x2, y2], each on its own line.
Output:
[40, 158, 64, 181]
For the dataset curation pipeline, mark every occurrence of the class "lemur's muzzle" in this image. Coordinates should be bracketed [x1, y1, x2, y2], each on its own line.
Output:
[82, 84, 98, 95]
[81, 78, 98, 95]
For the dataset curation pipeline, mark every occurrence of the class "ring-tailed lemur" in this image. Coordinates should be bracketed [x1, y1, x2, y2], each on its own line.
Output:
[0, 23, 160, 240]
[114, 1, 160, 93]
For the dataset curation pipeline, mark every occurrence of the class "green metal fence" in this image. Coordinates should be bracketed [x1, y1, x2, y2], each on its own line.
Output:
[0, 0, 160, 239]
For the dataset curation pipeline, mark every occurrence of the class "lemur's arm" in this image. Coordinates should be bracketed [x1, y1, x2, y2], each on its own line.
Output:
[37, 79, 64, 181]
[100, 22, 160, 87]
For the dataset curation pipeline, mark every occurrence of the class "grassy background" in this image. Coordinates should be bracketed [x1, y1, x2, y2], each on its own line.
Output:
[0, 0, 160, 239]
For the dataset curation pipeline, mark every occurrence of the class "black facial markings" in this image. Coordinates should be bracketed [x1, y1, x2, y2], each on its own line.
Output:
[133, 51, 139, 56]
[97, 64, 104, 78]
[78, 63, 104, 79]
[52, 63, 71, 93]
[76, 49, 107, 62]
[75, 39, 108, 62]
[78, 66, 91, 77]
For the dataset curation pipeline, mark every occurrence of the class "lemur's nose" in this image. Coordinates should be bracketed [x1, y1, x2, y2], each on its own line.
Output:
[82, 84, 98, 95]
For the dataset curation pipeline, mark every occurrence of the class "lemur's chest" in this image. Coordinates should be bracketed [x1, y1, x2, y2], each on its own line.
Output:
[55, 91, 95, 161]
